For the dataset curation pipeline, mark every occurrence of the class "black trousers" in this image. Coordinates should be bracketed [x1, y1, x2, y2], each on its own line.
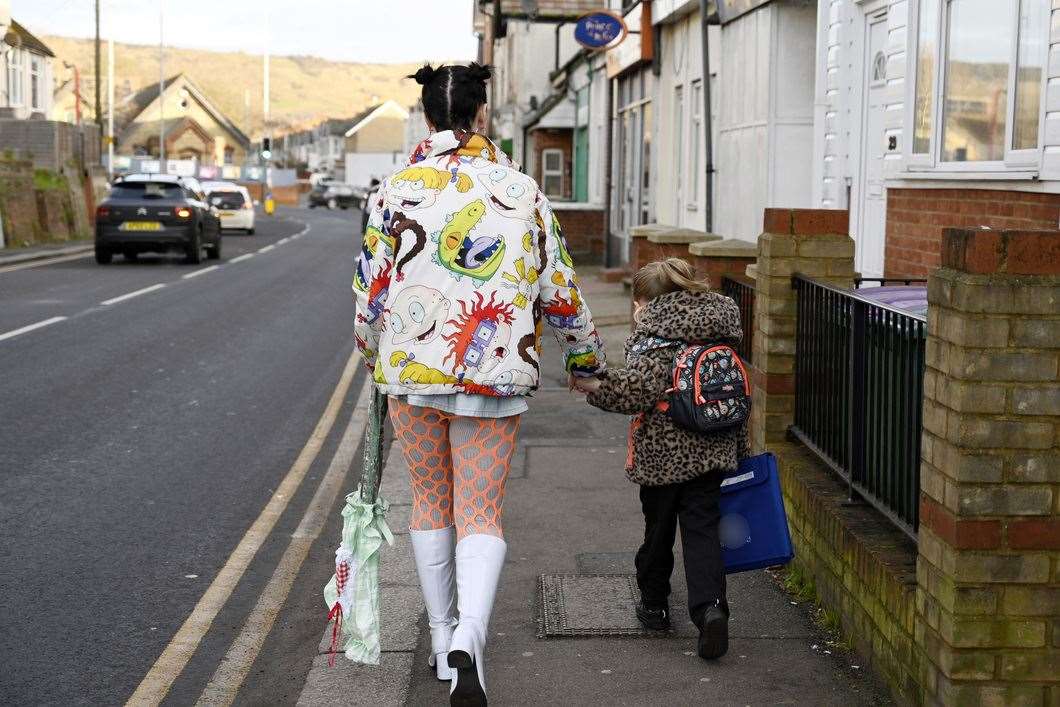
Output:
[635, 473, 727, 624]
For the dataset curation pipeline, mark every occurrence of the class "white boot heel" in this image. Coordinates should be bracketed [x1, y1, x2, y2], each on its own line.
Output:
[410, 527, 458, 682]
[448, 534, 506, 707]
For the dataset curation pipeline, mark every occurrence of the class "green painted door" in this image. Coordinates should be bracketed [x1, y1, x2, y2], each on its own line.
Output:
[574, 127, 589, 202]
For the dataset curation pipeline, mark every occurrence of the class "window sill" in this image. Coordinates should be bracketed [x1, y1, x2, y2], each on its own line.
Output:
[895, 169, 1038, 181]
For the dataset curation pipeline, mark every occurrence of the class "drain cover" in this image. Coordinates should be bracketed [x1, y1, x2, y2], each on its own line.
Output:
[537, 573, 676, 638]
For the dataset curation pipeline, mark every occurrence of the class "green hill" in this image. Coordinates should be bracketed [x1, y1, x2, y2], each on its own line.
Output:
[44, 35, 422, 137]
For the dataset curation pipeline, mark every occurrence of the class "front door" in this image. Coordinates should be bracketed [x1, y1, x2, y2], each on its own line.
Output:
[856, 9, 890, 278]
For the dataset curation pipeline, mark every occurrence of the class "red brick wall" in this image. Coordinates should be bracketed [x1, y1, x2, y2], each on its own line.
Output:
[554, 207, 604, 261]
[690, 254, 756, 285]
[886, 188, 1060, 277]
[530, 128, 572, 200]
[631, 239, 690, 271]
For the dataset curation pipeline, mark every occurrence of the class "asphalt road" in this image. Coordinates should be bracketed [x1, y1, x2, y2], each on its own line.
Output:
[0, 207, 370, 706]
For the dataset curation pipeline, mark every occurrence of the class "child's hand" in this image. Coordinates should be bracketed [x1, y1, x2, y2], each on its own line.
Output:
[571, 375, 602, 395]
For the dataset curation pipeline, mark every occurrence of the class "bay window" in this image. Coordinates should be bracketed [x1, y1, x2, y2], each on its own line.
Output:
[7, 48, 23, 107]
[908, 0, 1048, 170]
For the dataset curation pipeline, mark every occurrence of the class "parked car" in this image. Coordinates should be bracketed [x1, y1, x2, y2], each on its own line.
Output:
[95, 173, 222, 264]
[203, 181, 256, 234]
[308, 182, 361, 210]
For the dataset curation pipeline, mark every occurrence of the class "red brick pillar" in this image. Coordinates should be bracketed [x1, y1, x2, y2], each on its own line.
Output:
[750, 208, 854, 452]
[916, 229, 1060, 705]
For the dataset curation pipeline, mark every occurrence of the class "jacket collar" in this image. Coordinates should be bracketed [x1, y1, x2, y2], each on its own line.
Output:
[407, 129, 516, 169]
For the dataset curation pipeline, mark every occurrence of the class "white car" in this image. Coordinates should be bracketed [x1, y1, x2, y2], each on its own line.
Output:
[204, 182, 256, 234]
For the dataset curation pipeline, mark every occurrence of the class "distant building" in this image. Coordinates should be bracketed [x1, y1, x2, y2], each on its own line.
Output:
[0, 17, 55, 120]
[343, 100, 409, 187]
[113, 73, 250, 168]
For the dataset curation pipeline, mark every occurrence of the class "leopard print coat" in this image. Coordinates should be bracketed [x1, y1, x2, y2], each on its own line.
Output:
[587, 289, 750, 486]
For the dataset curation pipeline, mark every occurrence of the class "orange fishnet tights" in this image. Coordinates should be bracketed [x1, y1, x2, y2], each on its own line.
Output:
[389, 399, 521, 540]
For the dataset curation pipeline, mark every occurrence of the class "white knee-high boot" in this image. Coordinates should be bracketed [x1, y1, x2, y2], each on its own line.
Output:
[409, 527, 458, 681]
[448, 533, 506, 706]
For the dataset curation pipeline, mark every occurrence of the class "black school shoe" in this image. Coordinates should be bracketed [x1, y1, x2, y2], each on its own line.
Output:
[635, 601, 671, 630]
[696, 605, 729, 659]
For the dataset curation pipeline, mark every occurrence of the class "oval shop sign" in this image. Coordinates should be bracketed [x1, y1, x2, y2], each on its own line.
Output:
[574, 11, 627, 50]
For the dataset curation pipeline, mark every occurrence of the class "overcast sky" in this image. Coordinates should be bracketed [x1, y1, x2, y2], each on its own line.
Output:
[14, 0, 478, 64]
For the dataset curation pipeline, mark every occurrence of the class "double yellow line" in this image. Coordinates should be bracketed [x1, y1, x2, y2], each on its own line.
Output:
[126, 351, 364, 706]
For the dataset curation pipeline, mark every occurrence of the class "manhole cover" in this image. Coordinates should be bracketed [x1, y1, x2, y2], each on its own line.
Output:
[537, 573, 675, 638]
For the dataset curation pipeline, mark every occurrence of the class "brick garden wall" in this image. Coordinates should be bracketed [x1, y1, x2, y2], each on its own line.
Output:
[916, 228, 1060, 704]
[553, 206, 605, 260]
[885, 188, 1060, 278]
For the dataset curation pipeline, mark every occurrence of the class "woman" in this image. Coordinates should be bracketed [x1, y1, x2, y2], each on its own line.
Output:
[353, 62, 604, 706]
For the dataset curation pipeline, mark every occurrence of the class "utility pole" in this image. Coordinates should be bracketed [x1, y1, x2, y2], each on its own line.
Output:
[94, 0, 102, 138]
[158, 0, 165, 172]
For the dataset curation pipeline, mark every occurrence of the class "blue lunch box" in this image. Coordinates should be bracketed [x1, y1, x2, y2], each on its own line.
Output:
[719, 452, 794, 574]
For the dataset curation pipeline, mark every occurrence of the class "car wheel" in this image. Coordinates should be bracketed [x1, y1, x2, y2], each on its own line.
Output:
[206, 238, 222, 260]
[95, 245, 112, 264]
[327, 198, 337, 210]
[247, 228, 255, 235]
[186, 228, 204, 265]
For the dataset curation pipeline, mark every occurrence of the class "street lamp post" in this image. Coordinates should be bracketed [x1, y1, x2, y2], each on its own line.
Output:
[158, 0, 165, 173]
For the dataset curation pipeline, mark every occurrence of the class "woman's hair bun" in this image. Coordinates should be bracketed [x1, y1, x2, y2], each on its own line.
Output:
[466, 62, 492, 82]
[409, 64, 439, 85]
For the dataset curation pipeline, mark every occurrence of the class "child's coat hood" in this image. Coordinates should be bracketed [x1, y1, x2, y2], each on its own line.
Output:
[635, 290, 743, 347]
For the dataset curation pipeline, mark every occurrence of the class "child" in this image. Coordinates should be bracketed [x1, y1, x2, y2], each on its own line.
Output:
[574, 258, 748, 660]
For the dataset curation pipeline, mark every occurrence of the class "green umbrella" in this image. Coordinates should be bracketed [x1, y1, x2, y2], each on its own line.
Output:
[324, 388, 393, 666]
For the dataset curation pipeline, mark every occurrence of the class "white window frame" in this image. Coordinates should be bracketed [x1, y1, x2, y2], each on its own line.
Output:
[673, 84, 684, 214]
[688, 80, 702, 210]
[541, 147, 564, 197]
[904, 0, 1049, 173]
[7, 48, 24, 107]
[29, 54, 41, 111]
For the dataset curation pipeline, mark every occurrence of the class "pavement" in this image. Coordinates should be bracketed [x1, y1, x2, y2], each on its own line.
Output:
[0, 240, 93, 267]
[0, 210, 893, 706]
[299, 274, 894, 706]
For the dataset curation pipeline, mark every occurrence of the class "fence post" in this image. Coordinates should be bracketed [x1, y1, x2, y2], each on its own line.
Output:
[916, 228, 1060, 704]
[750, 208, 855, 453]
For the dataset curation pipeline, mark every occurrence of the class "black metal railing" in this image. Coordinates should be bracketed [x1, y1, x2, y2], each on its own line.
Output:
[790, 274, 927, 540]
[720, 274, 755, 364]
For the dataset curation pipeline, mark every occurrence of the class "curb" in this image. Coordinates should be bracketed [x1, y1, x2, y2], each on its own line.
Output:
[296, 444, 423, 706]
[0, 243, 93, 267]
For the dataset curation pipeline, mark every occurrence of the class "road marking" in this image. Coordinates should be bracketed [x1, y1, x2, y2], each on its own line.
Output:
[258, 245, 275, 253]
[276, 237, 290, 245]
[0, 316, 67, 342]
[100, 283, 166, 306]
[125, 350, 362, 707]
[197, 377, 371, 706]
[0, 251, 93, 274]
[229, 253, 255, 263]
[182, 265, 219, 280]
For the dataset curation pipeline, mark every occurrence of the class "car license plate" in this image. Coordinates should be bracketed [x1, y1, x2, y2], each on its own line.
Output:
[221, 211, 237, 217]
[120, 221, 162, 231]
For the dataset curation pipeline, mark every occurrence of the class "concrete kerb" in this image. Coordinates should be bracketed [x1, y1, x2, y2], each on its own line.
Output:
[0, 241, 93, 266]
[297, 445, 424, 707]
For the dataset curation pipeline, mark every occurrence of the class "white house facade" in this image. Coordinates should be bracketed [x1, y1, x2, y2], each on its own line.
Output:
[812, 0, 1057, 277]
[0, 17, 55, 121]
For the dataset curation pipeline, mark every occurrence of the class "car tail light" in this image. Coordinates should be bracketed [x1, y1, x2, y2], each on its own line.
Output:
[243, 200, 253, 210]
[96, 205, 110, 220]
[176, 207, 192, 219]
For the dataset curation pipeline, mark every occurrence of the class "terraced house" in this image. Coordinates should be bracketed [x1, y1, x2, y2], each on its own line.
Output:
[479, 1, 1059, 704]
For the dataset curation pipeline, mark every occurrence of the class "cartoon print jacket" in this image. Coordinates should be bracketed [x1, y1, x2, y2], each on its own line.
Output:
[353, 129, 605, 397]
[586, 290, 750, 487]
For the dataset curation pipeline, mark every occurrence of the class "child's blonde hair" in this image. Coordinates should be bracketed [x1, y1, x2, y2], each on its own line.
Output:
[631, 258, 711, 302]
